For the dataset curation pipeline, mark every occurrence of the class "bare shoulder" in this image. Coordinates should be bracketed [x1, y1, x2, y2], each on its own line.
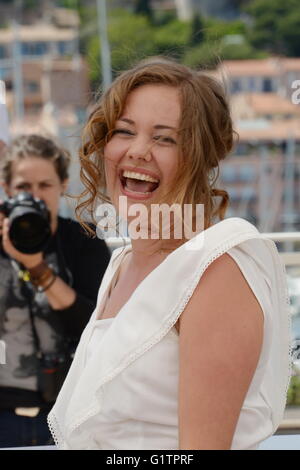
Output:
[179, 252, 264, 330]
[178, 252, 264, 449]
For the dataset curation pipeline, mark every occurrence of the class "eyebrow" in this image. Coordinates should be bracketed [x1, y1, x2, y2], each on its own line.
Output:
[118, 117, 176, 131]
[15, 179, 54, 185]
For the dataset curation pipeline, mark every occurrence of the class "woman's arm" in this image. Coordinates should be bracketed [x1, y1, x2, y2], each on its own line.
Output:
[178, 253, 264, 450]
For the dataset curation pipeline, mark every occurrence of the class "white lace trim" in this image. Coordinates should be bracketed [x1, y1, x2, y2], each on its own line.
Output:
[47, 409, 64, 448]
[268, 240, 292, 414]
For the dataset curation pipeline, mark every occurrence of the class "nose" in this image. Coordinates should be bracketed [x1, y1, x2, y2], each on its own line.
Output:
[29, 186, 43, 200]
[127, 136, 152, 162]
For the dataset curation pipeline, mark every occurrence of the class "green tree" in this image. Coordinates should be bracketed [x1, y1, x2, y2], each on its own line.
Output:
[58, 0, 79, 8]
[182, 41, 222, 70]
[87, 10, 155, 87]
[205, 18, 247, 43]
[153, 19, 190, 60]
[189, 13, 205, 47]
[220, 41, 268, 60]
[134, 0, 153, 21]
[244, 0, 300, 56]
[278, 10, 300, 56]
[230, 0, 252, 8]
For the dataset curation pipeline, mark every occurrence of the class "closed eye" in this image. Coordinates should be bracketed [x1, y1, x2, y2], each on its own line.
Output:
[111, 129, 134, 137]
[153, 135, 177, 145]
[110, 129, 177, 145]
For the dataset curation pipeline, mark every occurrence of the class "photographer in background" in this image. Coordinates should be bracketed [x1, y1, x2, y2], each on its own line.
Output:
[0, 101, 10, 200]
[0, 134, 111, 448]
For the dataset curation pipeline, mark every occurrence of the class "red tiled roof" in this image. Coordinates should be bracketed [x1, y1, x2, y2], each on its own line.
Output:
[231, 93, 300, 116]
[0, 24, 76, 43]
[221, 58, 280, 77]
[282, 59, 300, 71]
[212, 57, 300, 78]
[236, 119, 300, 141]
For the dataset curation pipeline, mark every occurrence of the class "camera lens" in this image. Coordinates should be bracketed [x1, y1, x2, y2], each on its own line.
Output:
[9, 209, 51, 254]
[3, 192, 52, 254]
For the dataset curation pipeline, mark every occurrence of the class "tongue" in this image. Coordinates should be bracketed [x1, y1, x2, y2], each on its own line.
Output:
[126, 177, 157, 193]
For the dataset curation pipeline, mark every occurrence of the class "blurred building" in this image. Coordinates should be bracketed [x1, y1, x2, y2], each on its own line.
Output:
[231, 93, 300, 121]
[209, 58, 300, 232]
[110, 0, 241, 19]
[158, 0, 241, 20]
[0, 22, 78, 75]
[0, 20, 89, 135]
[218, 58, 300, 100]
[6, 57, 90, 134]
[0, 14, 89, 218]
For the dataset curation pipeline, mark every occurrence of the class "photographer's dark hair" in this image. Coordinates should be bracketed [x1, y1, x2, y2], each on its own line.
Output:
[1, 134, 71, 184]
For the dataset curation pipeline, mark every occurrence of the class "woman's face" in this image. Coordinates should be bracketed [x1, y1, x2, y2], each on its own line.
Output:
[5, 156, 67, 225]
[104, 84, 181, 214]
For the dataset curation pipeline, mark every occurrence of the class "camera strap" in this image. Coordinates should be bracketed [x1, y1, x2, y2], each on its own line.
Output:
[9, 226, 73, 360]
[22, 282, 43, 359]
[10, 259, 43, 359]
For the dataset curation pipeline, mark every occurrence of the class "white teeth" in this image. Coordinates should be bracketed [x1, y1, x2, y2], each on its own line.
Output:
[122, 170, 159, 183]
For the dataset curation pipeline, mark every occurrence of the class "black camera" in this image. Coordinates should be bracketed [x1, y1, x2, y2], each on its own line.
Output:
[38, 351, 73, 403]
[0, 192, 51, 254]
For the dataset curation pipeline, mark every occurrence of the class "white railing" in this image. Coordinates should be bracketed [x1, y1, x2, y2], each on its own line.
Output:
[262, 232, 300, 266]
[106, 232, 300, 266]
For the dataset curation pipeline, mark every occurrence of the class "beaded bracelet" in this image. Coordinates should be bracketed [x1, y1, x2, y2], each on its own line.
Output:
[20, 260, 56, 290]
[31, 267, 54, 288]
[37, 273, 57, 293]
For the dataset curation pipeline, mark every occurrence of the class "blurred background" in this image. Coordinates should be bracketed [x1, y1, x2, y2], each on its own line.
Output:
[1, 0, 300, 416]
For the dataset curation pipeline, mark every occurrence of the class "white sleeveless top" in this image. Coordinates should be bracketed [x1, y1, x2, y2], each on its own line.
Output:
[47, 217, 291, 450]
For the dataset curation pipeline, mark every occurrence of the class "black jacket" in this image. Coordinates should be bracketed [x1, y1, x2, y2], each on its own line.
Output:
[0, 216, 111, 408]
[49, 217, 111, 337]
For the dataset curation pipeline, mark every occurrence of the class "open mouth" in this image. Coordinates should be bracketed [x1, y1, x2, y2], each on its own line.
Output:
[119, 170, 160, 195]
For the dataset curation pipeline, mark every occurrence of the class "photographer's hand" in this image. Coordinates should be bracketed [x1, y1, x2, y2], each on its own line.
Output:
[1, 217, 43, 268]
[2, 217, 76, 309]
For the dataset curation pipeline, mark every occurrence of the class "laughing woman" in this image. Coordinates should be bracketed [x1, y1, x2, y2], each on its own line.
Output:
[48, 58, 291, 450]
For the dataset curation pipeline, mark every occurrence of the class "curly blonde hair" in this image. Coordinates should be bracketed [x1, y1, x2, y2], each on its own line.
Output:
[77, 57, 236, 237]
